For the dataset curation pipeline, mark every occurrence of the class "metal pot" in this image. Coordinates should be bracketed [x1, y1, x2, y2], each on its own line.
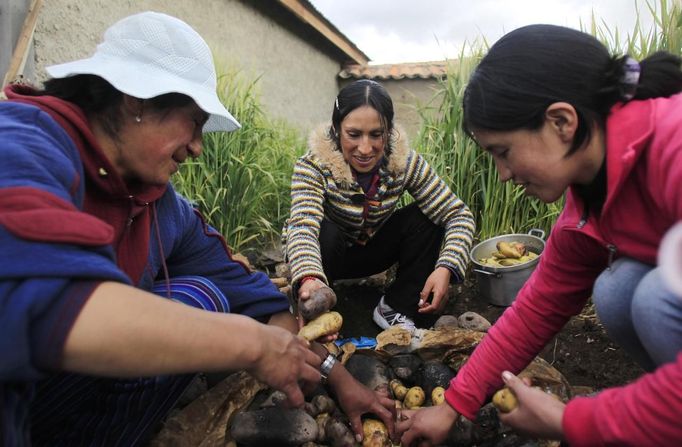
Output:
[470, 229, 546, 306]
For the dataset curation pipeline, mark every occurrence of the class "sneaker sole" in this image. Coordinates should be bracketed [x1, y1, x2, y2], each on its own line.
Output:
[372, 306, 391, 330]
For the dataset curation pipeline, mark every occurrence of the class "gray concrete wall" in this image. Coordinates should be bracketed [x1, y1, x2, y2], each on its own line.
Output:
[15, 0, 343, 132]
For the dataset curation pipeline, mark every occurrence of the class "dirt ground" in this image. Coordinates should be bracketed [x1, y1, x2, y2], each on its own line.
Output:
[332, 276, 644, 392]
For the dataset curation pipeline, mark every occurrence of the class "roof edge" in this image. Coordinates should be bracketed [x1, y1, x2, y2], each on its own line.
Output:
[276, 0, 369, 65]
[339, 60, 451, 81]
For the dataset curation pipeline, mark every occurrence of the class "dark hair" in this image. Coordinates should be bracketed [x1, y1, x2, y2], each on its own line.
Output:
[463, 24, 682, 154]
[330, 79, 395, 154]
[39, 74, 195, 140]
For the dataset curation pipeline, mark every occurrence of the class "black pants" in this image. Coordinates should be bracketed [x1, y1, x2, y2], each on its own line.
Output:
[319, 203, 445, 327]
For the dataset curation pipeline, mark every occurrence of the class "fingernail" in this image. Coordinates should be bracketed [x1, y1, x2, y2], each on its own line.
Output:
[418, 299, 425, 306]
[502, 371, 513, 382]
[356, 434, 362, 443]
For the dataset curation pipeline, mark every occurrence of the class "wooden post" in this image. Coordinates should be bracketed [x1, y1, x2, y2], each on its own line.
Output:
[2, 0, 43, 88]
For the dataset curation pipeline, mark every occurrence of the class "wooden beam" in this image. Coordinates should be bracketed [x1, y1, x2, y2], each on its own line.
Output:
[277, 0, 369, 64]
[3, 0, 44, 88]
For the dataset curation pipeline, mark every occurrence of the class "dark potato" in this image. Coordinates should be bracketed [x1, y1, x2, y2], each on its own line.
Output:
[300, 286, 338, 321]
[230, 407, 318, 446]
[325, 416, 356, 447]
[416, 361, 455, 396]
[345, 353, 390, 395]
[388, 354, 423, 385]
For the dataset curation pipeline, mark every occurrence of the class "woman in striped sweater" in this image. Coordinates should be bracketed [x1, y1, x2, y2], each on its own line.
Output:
[283, 80, 475, 331]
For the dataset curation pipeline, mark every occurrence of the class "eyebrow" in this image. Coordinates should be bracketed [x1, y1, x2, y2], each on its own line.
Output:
[343, 126, 384, 133]
[483, 144, 507, 153]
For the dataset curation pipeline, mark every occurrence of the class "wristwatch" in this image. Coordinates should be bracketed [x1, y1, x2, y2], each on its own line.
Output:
[320, 353, 337, 383]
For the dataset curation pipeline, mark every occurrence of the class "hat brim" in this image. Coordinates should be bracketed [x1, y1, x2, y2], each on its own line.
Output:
[47, 56, 241, 133]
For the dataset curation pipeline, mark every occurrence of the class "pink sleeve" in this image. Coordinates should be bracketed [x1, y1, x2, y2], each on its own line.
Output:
[564, 353, 682, 446]
[445, 222, 603, 419]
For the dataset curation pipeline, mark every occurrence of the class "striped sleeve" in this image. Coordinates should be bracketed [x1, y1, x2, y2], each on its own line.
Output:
[284, 156, 328, 286]
[404, 151, 475, 280]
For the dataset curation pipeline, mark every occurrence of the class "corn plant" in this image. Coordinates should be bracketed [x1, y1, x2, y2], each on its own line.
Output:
[416, 0, 680, 242]
[172, 67, 305, 252]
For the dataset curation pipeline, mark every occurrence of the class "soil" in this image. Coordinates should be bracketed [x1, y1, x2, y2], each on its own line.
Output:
[331, 276, 644, 392]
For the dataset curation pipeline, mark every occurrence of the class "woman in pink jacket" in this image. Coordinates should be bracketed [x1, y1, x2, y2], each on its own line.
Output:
[398, 24, 682, 446]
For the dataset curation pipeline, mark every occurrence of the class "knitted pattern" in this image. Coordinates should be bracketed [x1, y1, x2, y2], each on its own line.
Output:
[283, 125, 475, 286]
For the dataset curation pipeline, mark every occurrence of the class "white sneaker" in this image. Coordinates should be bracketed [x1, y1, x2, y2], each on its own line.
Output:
[372, 296, 416, 332]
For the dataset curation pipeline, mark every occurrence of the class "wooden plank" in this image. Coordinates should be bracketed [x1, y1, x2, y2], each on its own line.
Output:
[277, 0, 369, 64]
[2, 0, 43, 88]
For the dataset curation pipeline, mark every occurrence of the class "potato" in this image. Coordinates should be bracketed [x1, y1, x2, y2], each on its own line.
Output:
[315, 412, 330, 442]
[492, 387, 518, 413]
[299, 311, 343, 341]
[362, 419, 391, 447]
[312, 394, 336, 415]
[403, 386, 425, 409]
[300, 286, 338, 321]
[325, 416, 355, 447]
[496, 241, 524, 259]
[390, 379, 408, 400]
[498, 258, 523, 267]
[431, 386, 445, 405]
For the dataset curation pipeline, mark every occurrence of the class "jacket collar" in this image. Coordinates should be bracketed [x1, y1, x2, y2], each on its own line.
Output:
[602, 98, 656, 212]
[563, 97, 658, 225]
[308, 124, 410, 185]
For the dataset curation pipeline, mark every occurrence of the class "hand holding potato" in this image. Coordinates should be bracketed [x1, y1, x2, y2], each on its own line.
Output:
[297, 278, 339, 342]
[496, 371, 565, 441]
[332, 371, 397, 444]
[249, 323, 321, 407]
[397, 403, 459, 447]
[299, 284, 337, 321]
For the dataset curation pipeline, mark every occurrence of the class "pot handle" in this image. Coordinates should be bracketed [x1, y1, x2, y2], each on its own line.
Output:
[474, 268, 502, 278]
[528, 228, 546, 240]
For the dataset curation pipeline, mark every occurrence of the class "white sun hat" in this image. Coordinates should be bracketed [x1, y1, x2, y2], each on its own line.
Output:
[46, 11, 240, 133]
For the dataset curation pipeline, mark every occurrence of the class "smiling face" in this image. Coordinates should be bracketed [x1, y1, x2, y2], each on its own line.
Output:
[338, 105, 386, 173]
[471, 103, 605, 203]
[103, 100, 208, 186]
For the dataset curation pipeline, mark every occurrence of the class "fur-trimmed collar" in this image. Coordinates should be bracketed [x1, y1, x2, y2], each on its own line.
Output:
[307, 124, 410, 185]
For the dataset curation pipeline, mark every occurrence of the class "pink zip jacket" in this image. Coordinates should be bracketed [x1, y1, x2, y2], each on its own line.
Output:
[445, 93, 682, 446]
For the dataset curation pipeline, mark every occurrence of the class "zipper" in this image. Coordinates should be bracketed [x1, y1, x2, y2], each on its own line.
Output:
[577, 206, 589, 229]
[606, 244, 617, 269]
[574, 204, 617, 269]
[126, 195, 135, 227]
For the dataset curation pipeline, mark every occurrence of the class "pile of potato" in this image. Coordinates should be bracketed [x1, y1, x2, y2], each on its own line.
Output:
[478, 240, 538, 267]
[390, 379, 445, 410]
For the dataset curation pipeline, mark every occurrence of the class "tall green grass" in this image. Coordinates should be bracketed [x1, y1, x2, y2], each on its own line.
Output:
[173, 1, 679, 253]
[416, 0, 680, 242]
[172, 67, 305, 253]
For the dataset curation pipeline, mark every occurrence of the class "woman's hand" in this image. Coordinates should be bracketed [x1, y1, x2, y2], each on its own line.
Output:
[397, 402, 459, 446]
[248, 325, 321, 407]
[418, 267, 451, 314]
[297, 278, 338, 342]
[497, 371, 565, 441]
[332, 375, 397, 443]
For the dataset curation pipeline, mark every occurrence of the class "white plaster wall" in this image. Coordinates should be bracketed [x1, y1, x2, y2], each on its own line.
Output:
[33, 0, 342, 132]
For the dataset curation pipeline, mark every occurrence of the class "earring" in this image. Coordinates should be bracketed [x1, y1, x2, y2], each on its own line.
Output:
[135, 115, 142, 123]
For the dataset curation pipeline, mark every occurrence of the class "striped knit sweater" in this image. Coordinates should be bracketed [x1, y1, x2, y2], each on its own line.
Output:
[283, 125, 475, 287]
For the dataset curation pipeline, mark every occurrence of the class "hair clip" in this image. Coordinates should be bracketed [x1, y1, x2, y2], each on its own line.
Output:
[620, 56, 641, 101]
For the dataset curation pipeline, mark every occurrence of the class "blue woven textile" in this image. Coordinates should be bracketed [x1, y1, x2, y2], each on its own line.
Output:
[29, 277, 230, 447]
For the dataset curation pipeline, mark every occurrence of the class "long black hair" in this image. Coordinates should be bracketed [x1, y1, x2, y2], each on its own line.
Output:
[329, 79, 395, 154]
[463, 24, 682, 154]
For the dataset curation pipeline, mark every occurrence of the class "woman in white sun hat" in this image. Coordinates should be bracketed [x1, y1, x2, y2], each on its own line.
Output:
[0, 11, 396, 446]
